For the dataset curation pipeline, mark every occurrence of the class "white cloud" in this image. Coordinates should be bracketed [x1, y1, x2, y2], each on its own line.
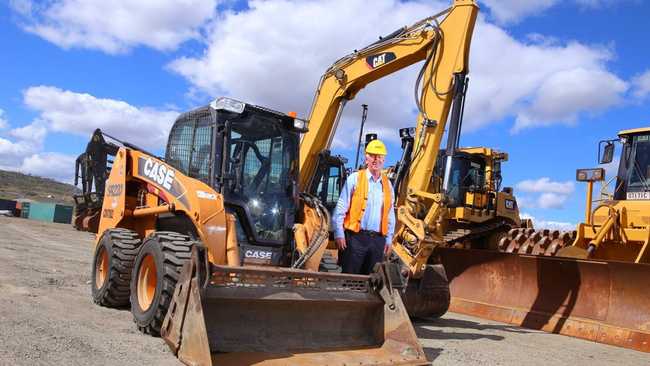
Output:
[2, 87, 178, 182]
[23, 86, 179, 149]
[512, 68, 627, 132]
[517, 177, 575, 209]
[521, 212, 575, 231]
[0, 137, 38, 166]
[168, 0, 627, 143]
[9, 121, 47, 143]
[467, 22, 627, 133]
[517, 177, 574, 194]
[632, 69, 650, 100]
[537, 192, 569, 209]
[480, 0, 620, 24]
[18, 152, 77, 183]
[10, 0, 218, 54]
[0, 122, 46, 171]
[480, 0, 558, 24]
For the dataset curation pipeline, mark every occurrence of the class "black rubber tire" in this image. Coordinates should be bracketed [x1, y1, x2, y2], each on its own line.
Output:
[319, 251, 342, 273]
[130, 231, 194, 336]
[91, 228, 142, 308]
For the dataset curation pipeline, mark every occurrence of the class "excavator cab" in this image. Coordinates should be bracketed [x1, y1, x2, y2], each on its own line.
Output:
[165, 98, 303, 266]
[307, 150, 348, 213]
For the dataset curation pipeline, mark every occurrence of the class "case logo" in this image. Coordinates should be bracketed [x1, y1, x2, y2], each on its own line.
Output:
[244, 250, 273, 260]
[142, 158, 175, 190]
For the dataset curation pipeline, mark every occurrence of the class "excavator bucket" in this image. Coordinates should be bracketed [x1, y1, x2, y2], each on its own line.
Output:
[437, 247, 650, 353]
[162, 246, 427, 366]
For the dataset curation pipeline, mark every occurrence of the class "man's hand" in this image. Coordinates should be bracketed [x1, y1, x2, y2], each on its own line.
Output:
[384, 243, 392, 258]
[335, 237, 347, 251]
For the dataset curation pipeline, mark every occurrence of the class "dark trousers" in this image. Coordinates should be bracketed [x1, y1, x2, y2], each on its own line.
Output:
[340, 230, 385, 275]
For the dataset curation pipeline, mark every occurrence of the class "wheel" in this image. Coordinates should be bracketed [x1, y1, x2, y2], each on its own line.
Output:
[318, 251, 342, 273]
[91, 228, 142, 307]
[130, 231, 194, 336]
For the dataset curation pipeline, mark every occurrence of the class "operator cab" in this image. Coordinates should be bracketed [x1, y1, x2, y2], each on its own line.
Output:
[164, 97, 307, 265]
[435, 149, 501, 210]
[610, 128, 650, 200]
[308, 150, 348, 212]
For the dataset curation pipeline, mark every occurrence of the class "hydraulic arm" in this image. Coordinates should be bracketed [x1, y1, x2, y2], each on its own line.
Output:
[298, 0, 479, 280]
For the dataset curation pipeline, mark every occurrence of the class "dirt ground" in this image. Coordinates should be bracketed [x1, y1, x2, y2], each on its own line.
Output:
[0, 216, 648, 365]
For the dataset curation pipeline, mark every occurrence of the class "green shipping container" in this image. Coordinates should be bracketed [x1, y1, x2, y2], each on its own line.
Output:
[20, 202, 30, 218]
[27, 202, 73, 224]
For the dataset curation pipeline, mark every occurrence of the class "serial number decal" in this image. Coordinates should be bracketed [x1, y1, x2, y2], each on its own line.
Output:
[106, 183, 123, 197]
[366, 52, 396, 69]
[627, 191, 650, 200]
[196, 190, 217, 200]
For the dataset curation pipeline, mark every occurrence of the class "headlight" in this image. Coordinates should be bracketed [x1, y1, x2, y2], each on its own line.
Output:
[293, 118, 307, 130]
[576, 168, 605, 182]
[210, 97, 245, 114]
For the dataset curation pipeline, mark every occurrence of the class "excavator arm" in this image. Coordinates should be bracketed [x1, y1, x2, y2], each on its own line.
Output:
[299, 0, 478, 191]
[298, 0, 478, 279]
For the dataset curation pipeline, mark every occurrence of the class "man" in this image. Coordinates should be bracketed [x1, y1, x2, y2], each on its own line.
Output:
[333, 139, 395, 274]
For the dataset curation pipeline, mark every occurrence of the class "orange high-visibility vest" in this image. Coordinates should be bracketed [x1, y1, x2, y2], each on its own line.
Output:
[343, 169, 392, 236]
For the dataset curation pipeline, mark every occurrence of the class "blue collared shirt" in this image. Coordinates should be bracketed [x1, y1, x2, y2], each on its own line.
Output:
[333, 170, 395, 245]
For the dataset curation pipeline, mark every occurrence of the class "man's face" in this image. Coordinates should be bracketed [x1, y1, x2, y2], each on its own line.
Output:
[365, 153, 385, 173]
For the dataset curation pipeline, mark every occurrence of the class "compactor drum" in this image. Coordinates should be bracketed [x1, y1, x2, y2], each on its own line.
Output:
[444, 127, 650, 353]
[87, 98, 425, 365]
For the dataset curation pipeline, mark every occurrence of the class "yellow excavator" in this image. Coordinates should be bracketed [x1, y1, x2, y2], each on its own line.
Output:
[297, 0, 480, 318]
[445, 128, 650, 353]
[87, 1, 482, 364]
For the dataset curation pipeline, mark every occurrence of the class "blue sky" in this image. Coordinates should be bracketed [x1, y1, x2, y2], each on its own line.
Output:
[1, 0, 649, 228]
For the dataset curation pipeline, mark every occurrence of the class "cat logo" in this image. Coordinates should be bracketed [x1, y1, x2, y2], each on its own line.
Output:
[366, 52, 396, 69]
[142, 158, 175, 191]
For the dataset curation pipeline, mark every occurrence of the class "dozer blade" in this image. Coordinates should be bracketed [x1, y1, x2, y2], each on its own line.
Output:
[437, 247, 650, 353]
[162, 246, 427, 366]
[556, 245, 591, 259]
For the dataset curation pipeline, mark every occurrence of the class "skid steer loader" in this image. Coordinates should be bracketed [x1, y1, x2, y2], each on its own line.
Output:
[89, 99, 425, 365]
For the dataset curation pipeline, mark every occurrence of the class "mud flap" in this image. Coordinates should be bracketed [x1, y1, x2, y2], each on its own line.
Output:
[438, 247, 650, 353]
[161, 246, 427, 365]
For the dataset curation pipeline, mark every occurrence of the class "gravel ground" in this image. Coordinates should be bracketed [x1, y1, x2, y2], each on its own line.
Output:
[0, 216, 648, 365]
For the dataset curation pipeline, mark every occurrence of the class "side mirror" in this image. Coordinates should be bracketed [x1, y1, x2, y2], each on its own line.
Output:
[600, 142, 615, 164]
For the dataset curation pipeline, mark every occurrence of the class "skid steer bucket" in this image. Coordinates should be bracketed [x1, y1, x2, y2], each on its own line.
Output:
[162, 246, 427, 366]
[437, 247, 650, 353]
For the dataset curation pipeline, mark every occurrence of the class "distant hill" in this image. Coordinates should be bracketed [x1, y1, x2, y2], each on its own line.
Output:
[0, 170, 80, 205]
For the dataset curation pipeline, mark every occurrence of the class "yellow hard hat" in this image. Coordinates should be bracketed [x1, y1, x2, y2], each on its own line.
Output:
[365, 139, 387, 155]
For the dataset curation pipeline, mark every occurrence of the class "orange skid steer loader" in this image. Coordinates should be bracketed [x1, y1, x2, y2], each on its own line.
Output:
[89, 99, 426, 365]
